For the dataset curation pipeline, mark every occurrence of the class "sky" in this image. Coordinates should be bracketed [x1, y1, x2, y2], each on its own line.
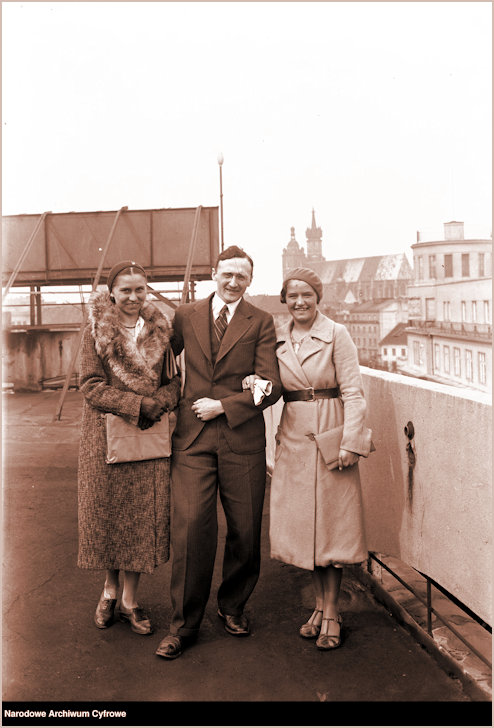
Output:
[2, 1, 492, 296]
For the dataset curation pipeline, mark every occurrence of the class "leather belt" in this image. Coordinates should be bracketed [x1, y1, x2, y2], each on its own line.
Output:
[283, 387, 340, 402]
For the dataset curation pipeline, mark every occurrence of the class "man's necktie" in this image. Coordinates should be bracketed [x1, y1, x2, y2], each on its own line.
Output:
[214, 305, 229, 342]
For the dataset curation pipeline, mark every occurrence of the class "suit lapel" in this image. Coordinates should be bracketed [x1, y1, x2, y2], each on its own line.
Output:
[190, 296, 213, 363]
[215, 298, 253, 365]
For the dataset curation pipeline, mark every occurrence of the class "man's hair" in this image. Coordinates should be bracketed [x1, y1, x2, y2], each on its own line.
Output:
[214, 245, 254, 274]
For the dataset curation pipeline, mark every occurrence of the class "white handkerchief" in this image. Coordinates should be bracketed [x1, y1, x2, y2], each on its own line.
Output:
[253, 379, 272, 406]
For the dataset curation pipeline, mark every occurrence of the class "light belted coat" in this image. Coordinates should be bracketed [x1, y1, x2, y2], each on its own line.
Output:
[269, 310, 372, 571]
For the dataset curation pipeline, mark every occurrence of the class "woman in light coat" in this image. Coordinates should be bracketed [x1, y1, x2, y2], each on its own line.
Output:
[269, 268, 372, 650]
[78, 260, 180, 635]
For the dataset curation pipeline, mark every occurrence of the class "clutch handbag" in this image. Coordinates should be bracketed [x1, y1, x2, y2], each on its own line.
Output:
[105, 412, 173, 464]
[311, 425, 375, 471]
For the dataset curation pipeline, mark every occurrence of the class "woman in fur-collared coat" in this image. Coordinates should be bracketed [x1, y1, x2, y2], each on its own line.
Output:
[78, 260, 181, 636]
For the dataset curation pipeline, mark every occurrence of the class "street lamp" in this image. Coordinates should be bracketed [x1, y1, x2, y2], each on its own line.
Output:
[217, 152, 224, 252]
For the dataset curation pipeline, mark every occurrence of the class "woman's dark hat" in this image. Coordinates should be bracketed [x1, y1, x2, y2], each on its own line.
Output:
[281, 267, 323, 303]
[106, 260, 147, 291]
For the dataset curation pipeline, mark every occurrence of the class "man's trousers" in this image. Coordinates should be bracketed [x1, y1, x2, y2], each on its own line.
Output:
[169, 418, 267, 638]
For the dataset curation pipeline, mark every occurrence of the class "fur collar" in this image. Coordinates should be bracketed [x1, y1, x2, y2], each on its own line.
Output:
[88, 290, 173, 395]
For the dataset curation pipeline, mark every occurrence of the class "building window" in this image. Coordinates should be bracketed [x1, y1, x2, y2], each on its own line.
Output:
[443, 346, 450, 374]
[443, 301, 451, 321]
[401, 348, 406, 357]
[429, 255, 436, 279]
[392, 348, 396, 356]
[484, 300, 491, 324]
[479, 352, 487, 385]
[472, 301, 478, 322]
[465, 350, 473, 382]
[383, 348, 387, 356]
[426, 298, 435, 320]
[479, 253, 485, 277]
[461, 253, 470, 277]
[461, 301, 467, 322]
[413, 341, 421, 366]
[444, 254, 453, 277]
[434, 344, 440, 371]
[417, 256, 423, 280]
[454, 347, 461, 376]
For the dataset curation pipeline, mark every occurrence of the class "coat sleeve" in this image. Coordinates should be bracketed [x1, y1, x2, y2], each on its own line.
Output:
[154, 368, 181, 412]
[332, 323, 372, 457]
[221, 312, 282, 429]
[170, 309, 184, 357]
[79, 325, 143, 425]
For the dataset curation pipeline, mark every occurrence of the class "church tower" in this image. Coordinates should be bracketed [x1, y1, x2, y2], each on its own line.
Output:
[306, 209, 324, 261]
[282, 226, 306, 276]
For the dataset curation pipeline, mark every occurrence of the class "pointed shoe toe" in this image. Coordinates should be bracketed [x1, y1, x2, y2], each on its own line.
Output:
[316, 615, 343, 650]
[299, 609, 323, 639]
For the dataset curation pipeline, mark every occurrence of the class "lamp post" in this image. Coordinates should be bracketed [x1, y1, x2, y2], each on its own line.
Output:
[217, 152, 224, 252]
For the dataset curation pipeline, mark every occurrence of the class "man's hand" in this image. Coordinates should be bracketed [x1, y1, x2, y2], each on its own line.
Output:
[241, 374, 260, 395]
[338, 449, 359, 471]
[192, 398, 224, 421]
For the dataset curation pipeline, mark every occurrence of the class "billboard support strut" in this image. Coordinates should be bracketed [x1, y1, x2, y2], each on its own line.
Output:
[3, 211, 51, 298]
[53, 206, 128, 421]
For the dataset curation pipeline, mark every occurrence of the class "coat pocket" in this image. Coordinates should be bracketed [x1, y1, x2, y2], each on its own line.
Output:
[274, 426, 284, 462]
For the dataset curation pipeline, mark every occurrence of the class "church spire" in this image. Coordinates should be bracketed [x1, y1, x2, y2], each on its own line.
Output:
[306, 209, 324, 261]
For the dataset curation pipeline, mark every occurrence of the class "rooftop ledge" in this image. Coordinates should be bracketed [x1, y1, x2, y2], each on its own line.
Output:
[359, 365, 491, 405]
[264, 363, 492, 626]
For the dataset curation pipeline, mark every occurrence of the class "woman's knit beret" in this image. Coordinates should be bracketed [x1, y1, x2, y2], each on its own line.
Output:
[280, 267, 323, 303]
[106, 260, 147, 291]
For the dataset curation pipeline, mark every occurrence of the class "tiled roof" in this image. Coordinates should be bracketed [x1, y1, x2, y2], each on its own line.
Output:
[245, 294, 286, 314]
[301, 253, 412, 284]
[379, 322, 409, 346]
[349, 299, 398, 313]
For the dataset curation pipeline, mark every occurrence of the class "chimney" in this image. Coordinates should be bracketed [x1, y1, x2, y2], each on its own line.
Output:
[444, 221, 464, 240]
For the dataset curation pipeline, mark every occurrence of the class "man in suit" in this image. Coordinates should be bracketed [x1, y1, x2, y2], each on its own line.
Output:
[155, 245, 282, 659]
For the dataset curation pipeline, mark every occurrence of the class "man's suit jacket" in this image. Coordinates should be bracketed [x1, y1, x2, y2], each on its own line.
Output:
[171, 294, 282, 454]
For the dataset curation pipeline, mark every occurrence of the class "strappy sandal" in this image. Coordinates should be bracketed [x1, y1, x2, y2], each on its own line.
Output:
[299, 608, 323, 639]
[316, 614, 342, 650]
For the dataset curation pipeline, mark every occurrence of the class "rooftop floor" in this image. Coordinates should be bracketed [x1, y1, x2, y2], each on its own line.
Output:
[2, 392, 491, 726]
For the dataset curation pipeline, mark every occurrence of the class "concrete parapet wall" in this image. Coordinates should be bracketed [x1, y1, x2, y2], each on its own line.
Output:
[264, 367, 492, 624]
[3, 330, 80, 391]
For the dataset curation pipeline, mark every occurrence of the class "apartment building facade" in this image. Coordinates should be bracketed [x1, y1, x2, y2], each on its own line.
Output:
[403, 221, 492, 392]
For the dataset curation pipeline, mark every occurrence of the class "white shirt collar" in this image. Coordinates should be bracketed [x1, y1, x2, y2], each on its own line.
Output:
[212, 293, 242, 323]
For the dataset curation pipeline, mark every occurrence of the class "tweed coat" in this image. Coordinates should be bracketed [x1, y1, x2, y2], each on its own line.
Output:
[269, 310, 372, 571]
[77, 291, 181, 574]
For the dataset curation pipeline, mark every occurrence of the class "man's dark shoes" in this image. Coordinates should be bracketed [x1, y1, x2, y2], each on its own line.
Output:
[155, 634, 187, 660]
[94, 594, 117, 629]
[217, 609, 250, 636]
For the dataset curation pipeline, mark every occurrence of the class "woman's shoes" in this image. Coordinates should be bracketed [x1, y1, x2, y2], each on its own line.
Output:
[316, 615, 342, 650]
[119, 605, 154, 635]
[94, 594, 117, 629]
[299, 609, 323, 639]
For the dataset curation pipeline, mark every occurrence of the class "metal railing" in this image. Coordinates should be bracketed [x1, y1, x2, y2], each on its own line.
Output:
[407, 320, 492, 339]
[367, 553, 492, 669]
